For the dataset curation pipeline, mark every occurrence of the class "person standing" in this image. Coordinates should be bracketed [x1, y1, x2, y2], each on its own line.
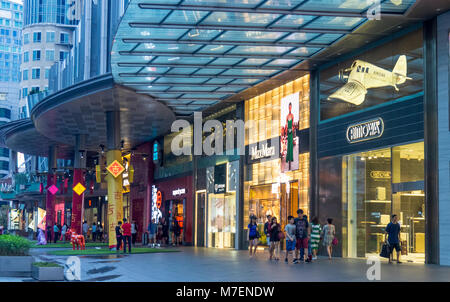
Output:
[46, 225, 52, 244]
[82, 221, 88, 241]
[53, 223, 60, 243]
[122, 218, 132, 254]
[61, 223, 68, 243]
[148, 219, 158, 247]
[131, 221, 137, 246]
[310, 217, 321, 261]
[322, 218, 336, 260]
[284, 216, 296, 263]
[97, 223, 103, 242]
[92, 223, 97, 242]
[247, 216, 259, 257]
[269, 217, 281, 261]
[294, 209, 309, 263]
[263, 215, 272, 248]
[115, 221, 123, 252]
[385, 214, 402, 264]
[161, 217, 169, 246]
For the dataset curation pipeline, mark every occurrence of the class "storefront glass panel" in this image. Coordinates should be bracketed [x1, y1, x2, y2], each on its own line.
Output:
[342, 142, 424, 263]
[207, 192, 236, 248]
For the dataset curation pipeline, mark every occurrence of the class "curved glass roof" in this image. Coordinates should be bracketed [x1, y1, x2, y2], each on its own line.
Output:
[112, 0, 416, 117]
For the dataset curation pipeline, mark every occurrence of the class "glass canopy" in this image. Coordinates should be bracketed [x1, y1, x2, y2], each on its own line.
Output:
[112, 0, 416, 117]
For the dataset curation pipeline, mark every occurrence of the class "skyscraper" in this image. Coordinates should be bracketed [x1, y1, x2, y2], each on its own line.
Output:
[0, 0, 22, 178]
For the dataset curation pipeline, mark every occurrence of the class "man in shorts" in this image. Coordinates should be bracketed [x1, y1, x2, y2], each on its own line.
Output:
[294, 209, 310, 263]
[148, 218, 158, 247]
[284, 216, 296, 263]
[385, 214, 402, 264]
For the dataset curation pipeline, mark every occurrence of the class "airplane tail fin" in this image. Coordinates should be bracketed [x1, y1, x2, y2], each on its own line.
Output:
[393, 55, 412, 85]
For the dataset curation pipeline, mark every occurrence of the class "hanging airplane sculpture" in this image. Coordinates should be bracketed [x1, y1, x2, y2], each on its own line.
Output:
[328, 55, 412, 106]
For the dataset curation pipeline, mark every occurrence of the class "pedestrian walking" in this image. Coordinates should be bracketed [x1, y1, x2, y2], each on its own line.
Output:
[310, 217, 321, 261]
[269, 217, 281, 261]
[148, 218, 158, 247]
[322, 218, 336, 260]
[263, 215, 272, 248]
[131, 221, 138, 246]
[115, 221, 123, 252]
[82, 221, 88, 241]
[294, 209, 310, 263]
[61, 223, 68, 243]
[248, 215, 259, 257]
[385, 214, 402, 264]
[53, 223, 60, 243]
[284, 216, 296, 263]
[122, 218, 132, 253]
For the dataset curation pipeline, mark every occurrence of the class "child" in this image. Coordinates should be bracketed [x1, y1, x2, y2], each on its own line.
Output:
[284, 216, 296, 263]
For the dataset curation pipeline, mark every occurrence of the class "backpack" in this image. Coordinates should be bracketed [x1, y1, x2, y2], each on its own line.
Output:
[295, 218, 308, 238]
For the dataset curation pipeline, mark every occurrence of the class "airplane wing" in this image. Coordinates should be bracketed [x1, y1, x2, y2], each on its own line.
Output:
[327, 80, 368, 106]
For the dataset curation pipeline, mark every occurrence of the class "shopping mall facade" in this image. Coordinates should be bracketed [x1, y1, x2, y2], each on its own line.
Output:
[1, 0, 450, 265]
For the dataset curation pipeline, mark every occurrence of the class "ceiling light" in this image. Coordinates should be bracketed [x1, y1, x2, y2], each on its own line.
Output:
[145, 43, 155, 49]
[144, 56, 153, 61]
[211, 45, 223, 51]
[168, 57, 180, 61]
[141, 31, 150, 36]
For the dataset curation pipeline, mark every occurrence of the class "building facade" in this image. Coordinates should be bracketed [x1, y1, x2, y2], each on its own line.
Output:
[0, 0, 22, 178]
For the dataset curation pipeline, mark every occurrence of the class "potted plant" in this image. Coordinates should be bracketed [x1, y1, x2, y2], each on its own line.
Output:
[0, 234, 34, 277]
[32, 262, 64, 281]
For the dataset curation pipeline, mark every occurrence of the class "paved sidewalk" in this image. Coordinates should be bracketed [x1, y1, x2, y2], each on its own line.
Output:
[21, 246, 450, 282]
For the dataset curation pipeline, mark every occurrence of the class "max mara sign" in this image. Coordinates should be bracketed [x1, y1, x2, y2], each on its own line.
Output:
[346, 118, 384, 143]
[250, 143, 276, 160]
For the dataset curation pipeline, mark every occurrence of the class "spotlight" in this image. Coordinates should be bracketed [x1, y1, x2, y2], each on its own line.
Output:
[79, 150, 85, 159]
[99, 144, 105, 155]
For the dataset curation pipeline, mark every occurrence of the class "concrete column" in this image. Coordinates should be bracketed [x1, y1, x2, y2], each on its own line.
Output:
[46, 146, 57, 232]
[71, 135, 86, 234]
[106, 111, 124, 250]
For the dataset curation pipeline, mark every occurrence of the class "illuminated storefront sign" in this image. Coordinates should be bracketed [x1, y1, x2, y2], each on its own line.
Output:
[151, 185, 162, 222]
[173, 188, 186, 196]
[250, 142, 276, 161]
[346, 118, 384, 143]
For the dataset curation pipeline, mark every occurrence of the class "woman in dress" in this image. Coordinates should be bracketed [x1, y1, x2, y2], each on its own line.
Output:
[247, 215, 259, 257]
[286, 102, 294, 169]
[310, 217, 322, 261]
[322, 218, 336, 260]
[269, 217, 281, 261]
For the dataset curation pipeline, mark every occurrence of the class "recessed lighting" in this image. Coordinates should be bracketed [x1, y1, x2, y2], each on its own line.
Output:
[141, 31, 150, 36]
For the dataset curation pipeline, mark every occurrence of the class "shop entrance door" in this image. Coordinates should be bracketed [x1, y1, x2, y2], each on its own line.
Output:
[207, 193, 236, 248]
[392, 190, 425, 263]
[196, 191, 206, 247]
[131, 199, 144, 243]
[164, 199, 185, 245]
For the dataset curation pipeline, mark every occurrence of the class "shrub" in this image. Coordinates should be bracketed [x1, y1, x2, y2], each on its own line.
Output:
[33, 262, 62, 268]
[0, 235, 32, 256]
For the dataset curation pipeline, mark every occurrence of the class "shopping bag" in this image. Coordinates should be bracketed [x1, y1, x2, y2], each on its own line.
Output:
[380, 242, 390, 258]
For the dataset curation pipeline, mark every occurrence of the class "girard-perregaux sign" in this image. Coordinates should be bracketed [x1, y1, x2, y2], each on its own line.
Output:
[346, 118, 384, 143]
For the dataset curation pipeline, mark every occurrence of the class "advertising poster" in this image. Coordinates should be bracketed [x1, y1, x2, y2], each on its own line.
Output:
[37, 207, 46, 230]
[280, 92, 299, 172]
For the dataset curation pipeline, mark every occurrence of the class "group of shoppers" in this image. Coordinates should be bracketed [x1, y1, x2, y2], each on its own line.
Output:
[82, 221, 104, 242]
[248, 209, 336, 262]
[147, 217, 182, 247]
[46, 223, 69, 243]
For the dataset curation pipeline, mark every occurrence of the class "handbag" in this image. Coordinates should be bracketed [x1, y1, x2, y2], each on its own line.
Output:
[332, 237, 338, 246]
[278, 232, 285, 240]
[380, 242, 390, 258]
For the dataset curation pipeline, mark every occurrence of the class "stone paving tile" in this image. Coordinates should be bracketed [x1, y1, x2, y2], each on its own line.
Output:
[4, 246, 450, 282]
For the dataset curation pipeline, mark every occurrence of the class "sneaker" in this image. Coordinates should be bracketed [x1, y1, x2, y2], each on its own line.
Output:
[312, 256, 317, 260]
[293, 259, 299, 264]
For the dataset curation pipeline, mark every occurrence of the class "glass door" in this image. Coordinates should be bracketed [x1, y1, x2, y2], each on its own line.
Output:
[207, 193, 236, 248]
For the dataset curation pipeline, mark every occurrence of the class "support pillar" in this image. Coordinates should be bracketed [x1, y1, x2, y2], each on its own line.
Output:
[71, 135, 86, 234]
[106, 111, 124, 250]
[46, 146, 57, 231]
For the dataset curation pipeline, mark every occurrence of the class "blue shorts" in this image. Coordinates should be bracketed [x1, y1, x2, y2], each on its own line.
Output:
[286, 239, 296, 251]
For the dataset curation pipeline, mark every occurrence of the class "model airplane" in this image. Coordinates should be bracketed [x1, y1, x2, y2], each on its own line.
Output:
[328, 55, 412, 106]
